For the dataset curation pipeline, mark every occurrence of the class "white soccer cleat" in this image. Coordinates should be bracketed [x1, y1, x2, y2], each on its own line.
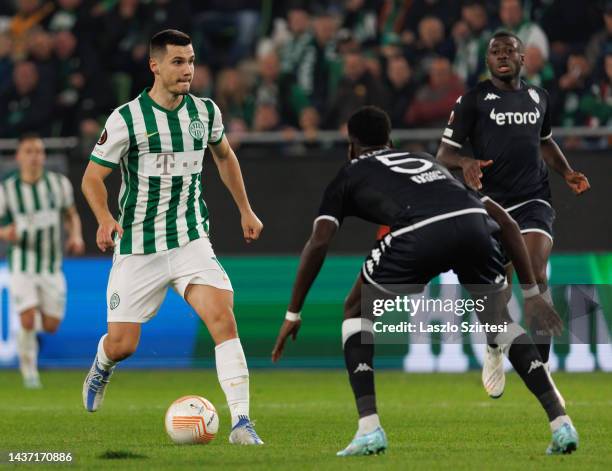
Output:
[82, 355, 114, 412]
[544, 362, 566, 409]
[482, 345, 505, 398]
[228, 415, 264, 445]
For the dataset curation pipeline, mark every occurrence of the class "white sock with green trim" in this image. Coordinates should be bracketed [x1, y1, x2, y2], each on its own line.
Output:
[215, 338, 250, 427]
[17, 328, 38, 381]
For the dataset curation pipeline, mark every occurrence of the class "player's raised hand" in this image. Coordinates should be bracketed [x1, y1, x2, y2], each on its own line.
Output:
[271, 319, 302, 362]
[524, 294, 563, 337]
[461, 158, 493, 190]
[65, 235, 85, 255]
[96, 217, 123, 252]
[241, 209, 263, 243]
[564, 170, 590, 195]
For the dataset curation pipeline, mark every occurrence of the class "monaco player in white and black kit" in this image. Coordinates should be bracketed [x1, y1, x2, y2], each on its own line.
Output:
[272, 107, 578, 456]
[437, 31, 590, 403]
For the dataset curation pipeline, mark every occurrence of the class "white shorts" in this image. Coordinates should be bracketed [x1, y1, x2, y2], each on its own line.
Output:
[107, 237, 233, 323]
[9, 272, 67, 319]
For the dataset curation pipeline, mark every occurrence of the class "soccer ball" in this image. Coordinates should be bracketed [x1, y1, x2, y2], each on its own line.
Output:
[164, 395, 219, 444]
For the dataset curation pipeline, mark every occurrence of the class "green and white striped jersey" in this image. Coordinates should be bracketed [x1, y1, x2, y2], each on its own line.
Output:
[90, 88, 225, 255]
[0, 171, 74, 274]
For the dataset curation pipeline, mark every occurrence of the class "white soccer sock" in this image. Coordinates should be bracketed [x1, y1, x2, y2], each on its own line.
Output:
[215, 337, 250, 427]
[550, 414, 572, 432]
[33, 312, 43, 333]
[357, 414, 381, 436]
[96, 334, 117, 371]
[17, 328, 38, 380]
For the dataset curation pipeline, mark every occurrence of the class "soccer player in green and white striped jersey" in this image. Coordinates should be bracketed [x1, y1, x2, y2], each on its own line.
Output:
[81, 30, 264, 445]
[0, 134, 85, 388]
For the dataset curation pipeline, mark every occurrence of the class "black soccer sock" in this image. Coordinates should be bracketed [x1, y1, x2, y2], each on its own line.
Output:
[529, 326, 551, 363]
[343, 320, 376, 418]
[530, 287, 553, 363]
[507, 334, 565, 421]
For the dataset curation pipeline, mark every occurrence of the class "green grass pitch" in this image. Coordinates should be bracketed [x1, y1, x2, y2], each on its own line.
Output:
[0, 370, 610, 470]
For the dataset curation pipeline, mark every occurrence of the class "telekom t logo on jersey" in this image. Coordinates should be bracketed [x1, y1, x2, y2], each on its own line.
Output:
[156, 153, 175, 175]
[155, 153, 199, 175]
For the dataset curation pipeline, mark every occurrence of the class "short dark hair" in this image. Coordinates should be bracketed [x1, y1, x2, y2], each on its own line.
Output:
[150, 29, 192, 57]
[347, 106, 391, 147]
[489, 30, 524, 51]
[18, 132, 42, 144]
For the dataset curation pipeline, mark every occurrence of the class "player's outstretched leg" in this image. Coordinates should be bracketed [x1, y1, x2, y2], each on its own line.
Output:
[216, 338, 263, 445]
[337, 317, 387, 456]
[186, 284, 263, 445]
[532, 287, 565, 408]
[523, 233, 565, 407]
[18, 309, 41, 389]
[83, 324, 139, 412]
[495, 324, 577, 454]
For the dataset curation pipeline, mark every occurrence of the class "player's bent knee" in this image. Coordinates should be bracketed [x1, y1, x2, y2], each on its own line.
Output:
[43, 323, 59, 334]
[41, 316, 61, 333]
[20, 309, 37, 330]
[342, 317, 373, 346]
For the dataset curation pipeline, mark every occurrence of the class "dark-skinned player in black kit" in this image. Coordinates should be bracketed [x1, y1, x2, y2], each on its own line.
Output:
[272, 106, 578, 456]
[436, 31, 590, 403]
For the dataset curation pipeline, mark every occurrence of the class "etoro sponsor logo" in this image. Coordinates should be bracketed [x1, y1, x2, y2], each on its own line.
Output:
[489, 107, 540, 126]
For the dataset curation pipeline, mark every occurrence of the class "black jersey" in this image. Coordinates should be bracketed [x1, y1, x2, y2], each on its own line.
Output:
[441, 79, 552, 207]
[317, 148, 485, 229]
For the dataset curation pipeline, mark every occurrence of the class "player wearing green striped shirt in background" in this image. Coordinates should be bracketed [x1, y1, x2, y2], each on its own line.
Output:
[0, 134, 85, 389]
[81, 30, 264, 445]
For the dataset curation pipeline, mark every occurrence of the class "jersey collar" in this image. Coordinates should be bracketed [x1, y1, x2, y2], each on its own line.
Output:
[141, 87, 187, 114]
[357, 147, 391, 160]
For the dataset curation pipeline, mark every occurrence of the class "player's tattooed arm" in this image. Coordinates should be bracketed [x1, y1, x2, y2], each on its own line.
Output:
[436, 142, 492, 190]
[272, 219, 338, 362]
[63, 206, 85, 255]
[209, 135, 263, 243]
[540, 139, 590, 195]
[82, 161, 123, 252]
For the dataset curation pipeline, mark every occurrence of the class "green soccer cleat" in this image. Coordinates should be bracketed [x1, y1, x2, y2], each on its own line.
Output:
[336, 427, 387, 456]
[546, 423, 578, 455]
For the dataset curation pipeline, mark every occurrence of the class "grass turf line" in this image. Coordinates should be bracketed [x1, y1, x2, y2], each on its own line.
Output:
[0, 370, 610, 470]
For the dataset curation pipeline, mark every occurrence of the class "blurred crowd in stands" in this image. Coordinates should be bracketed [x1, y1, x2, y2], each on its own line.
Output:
[0, 0, 611, 149]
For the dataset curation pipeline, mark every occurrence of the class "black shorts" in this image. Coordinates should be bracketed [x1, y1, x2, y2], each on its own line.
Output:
[506, 199, 555, 242]
[361, 210, 507, 294]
